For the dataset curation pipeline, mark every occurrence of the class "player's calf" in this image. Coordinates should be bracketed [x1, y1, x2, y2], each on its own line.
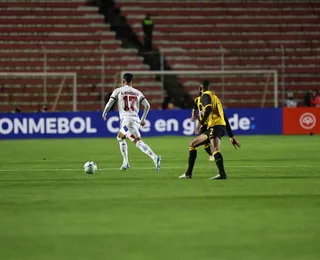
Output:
[212, 150, 227, 178]
[135, 139, 156, 158]
[117, 136, 129, 169]
[203, 143, 214, 161]
[190, 134, 208, 148]
[182, 146, 197, 178]
[135, 139, 161, 172]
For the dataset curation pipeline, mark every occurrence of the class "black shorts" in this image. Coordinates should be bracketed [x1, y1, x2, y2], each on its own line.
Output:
[203, 125, 226, 140]
[199, 124, 208, 135]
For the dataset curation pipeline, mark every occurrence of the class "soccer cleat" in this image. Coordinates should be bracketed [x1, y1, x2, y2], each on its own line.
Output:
[153, 155, 161, 172]
[210, 174, 227, 180]
[120, 163, 130, 171]
[209, 155, 215, 161]
[178, 173, 192, 179]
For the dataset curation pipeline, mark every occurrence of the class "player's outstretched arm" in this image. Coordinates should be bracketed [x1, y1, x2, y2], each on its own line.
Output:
[102, 97, 116, 120]
[224, 114, 241, 149]
[140, 98, 150, 126]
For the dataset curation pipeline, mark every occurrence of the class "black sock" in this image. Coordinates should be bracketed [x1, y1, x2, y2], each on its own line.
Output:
[186, 148, 197, 176]
[204, 145, 212, 156]
[214, 152, 226, 176]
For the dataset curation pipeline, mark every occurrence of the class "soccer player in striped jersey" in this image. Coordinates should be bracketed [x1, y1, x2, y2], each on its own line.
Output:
[102, 73, 161, 172]
[180, 80, 240, 180]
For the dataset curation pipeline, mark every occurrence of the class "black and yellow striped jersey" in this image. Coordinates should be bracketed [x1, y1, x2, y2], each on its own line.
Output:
[193, 96, 209, 125]
[200, 91, 226, 127]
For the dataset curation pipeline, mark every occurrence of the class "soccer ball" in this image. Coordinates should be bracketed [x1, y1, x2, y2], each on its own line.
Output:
[83, 161, 97, 174]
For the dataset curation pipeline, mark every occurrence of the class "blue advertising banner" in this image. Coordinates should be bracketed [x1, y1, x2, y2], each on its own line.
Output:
[224, 108, 282, 135]
[0, 108, 282, 139]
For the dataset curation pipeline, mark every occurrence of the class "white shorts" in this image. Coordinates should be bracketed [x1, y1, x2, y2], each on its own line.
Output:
[120, 118, 141, 142]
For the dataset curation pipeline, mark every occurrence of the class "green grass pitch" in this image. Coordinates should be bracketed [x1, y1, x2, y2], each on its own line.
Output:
[0, 135, 319, 260]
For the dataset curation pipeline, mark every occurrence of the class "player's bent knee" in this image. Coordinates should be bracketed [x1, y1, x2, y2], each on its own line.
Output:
[190, 135, 208, 148]
[117, 132, 126, 139]
[190, 140, 197, 147]
[190, 140, 201, 148]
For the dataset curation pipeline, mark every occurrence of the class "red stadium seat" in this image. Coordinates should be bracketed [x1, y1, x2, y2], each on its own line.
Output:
[115, 0, 320, 107]
[0, 1, 162, 112]
[1, 0, 319, 110]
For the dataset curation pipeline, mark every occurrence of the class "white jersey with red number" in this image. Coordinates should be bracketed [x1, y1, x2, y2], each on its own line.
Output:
[111, 85, 145, 120]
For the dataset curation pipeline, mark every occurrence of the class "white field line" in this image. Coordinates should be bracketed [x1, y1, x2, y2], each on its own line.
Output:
[0, 165, 314, 172]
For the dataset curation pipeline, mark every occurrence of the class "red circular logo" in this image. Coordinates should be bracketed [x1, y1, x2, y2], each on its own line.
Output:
[299, 112, 316, 130]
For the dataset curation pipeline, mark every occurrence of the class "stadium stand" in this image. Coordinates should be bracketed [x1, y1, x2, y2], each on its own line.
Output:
[0, 0, 162, 112]
[115, 0, 320, 108]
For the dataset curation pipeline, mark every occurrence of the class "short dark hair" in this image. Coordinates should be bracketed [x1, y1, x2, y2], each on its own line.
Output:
[202, 80, 210, 91]
[123, 73, 133, 83]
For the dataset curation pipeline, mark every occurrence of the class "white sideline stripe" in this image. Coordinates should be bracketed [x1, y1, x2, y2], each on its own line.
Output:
[0, 165, 313, 172]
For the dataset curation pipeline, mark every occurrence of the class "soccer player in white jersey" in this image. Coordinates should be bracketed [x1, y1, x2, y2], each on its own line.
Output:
[102, 73, 161, 172]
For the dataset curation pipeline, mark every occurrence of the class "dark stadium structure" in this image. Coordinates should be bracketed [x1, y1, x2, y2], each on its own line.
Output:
[0, 0, 319, 111]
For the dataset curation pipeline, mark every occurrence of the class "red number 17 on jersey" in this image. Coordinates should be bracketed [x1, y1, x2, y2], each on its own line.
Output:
[123, 96, 137, 111]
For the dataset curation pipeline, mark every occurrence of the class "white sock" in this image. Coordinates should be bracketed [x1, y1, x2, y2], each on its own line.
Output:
[117, 137, 128, 164]
[136, 140, 156, 160]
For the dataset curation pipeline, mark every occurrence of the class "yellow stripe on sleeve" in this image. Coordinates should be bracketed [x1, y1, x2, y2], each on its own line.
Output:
[203, 104, 212, 110]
